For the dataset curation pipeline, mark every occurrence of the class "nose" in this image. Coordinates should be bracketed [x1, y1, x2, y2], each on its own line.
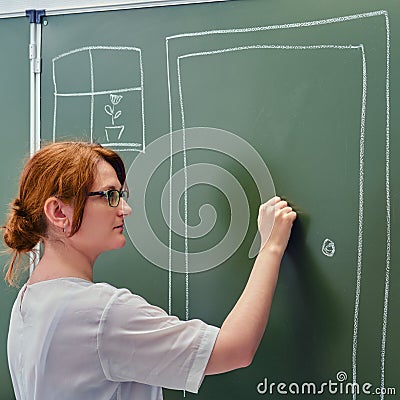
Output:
[119, 198, 132, 217]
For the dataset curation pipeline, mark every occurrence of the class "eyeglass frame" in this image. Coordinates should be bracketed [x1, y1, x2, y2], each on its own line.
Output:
[87, 188, 129, 208]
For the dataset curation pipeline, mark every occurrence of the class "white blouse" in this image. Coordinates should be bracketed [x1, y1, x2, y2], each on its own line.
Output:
[8, 278, 219, 400]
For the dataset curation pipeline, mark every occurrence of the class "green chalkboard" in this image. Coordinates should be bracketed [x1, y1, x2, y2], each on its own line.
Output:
[5, 0, 400, 399]
[0, 17, 30, 400]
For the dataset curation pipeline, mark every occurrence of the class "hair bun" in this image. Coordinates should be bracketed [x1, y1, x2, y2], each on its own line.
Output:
[12, 198, 28, 218]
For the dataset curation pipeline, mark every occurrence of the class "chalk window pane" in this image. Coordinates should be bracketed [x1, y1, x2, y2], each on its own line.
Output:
[54, 96, 92, 140]
[53, 50, 92, 94]
[93, 90, 143, 150]
[91, 48, 142, 92]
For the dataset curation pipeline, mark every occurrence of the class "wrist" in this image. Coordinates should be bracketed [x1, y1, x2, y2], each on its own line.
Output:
[258, 242, 286, 259]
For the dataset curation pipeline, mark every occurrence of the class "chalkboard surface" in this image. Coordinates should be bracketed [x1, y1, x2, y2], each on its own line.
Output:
[2, 0, 400, 399]
[0, 17, 30, 400]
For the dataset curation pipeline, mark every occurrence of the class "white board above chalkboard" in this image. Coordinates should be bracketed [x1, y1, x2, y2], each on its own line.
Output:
[0, 0, 228, 19]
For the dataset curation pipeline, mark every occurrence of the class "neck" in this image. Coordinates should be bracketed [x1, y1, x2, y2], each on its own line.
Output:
[28, 240, 96, 285]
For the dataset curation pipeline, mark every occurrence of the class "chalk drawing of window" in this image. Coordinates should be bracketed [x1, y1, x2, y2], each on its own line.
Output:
[52, 46, 145, 152]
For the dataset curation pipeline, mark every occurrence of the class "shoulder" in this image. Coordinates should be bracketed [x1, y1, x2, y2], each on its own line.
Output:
[25, 278, 141, 316]
[90, 282, 146, 306]
[97, 284, 161, 322]
[73, 281, 147, 314]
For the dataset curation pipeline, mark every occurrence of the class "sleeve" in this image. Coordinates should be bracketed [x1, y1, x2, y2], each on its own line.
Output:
[97, 288, 219, 393]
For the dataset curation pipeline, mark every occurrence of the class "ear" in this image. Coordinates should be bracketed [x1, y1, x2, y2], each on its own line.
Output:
[43, 197, 73, 232]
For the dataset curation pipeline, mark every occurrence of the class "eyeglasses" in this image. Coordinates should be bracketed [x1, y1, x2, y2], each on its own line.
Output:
[88, 189, 129, 208]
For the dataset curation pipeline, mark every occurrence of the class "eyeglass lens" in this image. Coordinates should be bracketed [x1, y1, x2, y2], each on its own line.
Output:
[108, 190, 120, 207]
[107, 189, 128, 207]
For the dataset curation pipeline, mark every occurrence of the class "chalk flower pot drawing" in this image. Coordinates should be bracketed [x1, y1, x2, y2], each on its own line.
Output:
[105, 94, 125, 142]
[105, 125, 125, 142]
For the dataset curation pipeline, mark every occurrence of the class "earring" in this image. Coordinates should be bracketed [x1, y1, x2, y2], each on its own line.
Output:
[63, 222, 66, 234]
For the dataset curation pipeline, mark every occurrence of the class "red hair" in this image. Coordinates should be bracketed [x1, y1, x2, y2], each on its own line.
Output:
[2, 141, 126, 286]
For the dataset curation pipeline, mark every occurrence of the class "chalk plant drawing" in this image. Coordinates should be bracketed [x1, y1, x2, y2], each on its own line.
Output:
[104, 93, 125, 142]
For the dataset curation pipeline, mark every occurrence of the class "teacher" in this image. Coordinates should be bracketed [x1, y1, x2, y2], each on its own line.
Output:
[3, 141, 296, 400]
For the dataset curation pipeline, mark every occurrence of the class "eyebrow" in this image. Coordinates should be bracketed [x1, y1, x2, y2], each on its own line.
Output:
[97, 184, 120, 191]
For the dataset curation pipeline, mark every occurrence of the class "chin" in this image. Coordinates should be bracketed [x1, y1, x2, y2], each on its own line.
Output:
[106, 233, 127, 251]
[116, 236, 127, 249]
[103, 241, 125, 254]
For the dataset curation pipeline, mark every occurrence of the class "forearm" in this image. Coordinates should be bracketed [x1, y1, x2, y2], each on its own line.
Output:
[224, 247, 283, 353]
[205, 246, 284, 375]
[205, 197, 296, 375]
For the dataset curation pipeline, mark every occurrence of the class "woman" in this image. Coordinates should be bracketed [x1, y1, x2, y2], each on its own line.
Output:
[3, 141, 296, 400]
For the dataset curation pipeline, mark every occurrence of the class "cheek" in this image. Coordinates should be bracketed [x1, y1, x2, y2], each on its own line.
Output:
[70, 213, 113, 251]
[75, 208, 111, 238]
